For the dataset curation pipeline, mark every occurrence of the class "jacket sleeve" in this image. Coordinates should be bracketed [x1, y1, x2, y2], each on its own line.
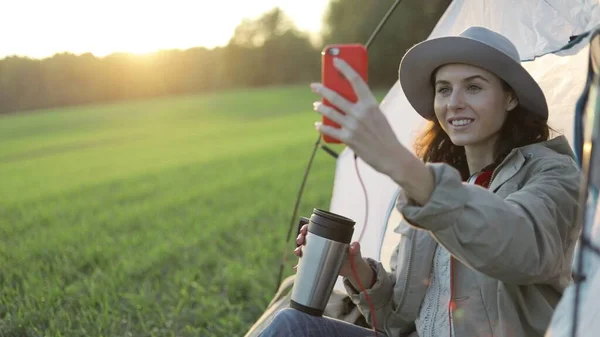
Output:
[399, 158, 580, 285]
[342, 243, 416, 336]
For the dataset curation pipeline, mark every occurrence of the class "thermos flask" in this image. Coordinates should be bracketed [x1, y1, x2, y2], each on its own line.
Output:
[290, 208, 355, 316]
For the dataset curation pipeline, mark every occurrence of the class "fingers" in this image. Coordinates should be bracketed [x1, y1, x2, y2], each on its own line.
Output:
[315, 121, 350, 144]
[294, 245, 303, 258]
[311, 83, 354, 113]
[300, 224, 308, 235]
[296, 224, 308, 246]
[332, 58, 375, 104]
[296, 232, 305, 246]
[313, 102, 347, 127]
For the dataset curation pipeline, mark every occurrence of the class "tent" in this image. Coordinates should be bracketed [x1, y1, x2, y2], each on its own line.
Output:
[329, 0, 600, 293]
[245, 0, 600, 335]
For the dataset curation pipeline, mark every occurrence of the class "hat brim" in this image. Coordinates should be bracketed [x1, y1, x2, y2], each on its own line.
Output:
[399, 36, 548, 121]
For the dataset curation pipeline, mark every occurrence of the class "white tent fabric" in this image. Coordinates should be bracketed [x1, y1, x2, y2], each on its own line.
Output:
[330, 0, 600, 292]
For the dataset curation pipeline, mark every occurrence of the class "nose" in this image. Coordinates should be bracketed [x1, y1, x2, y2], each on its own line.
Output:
[447, 90, 466, 111]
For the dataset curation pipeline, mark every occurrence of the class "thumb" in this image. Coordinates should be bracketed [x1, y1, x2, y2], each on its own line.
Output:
[349, 241, 362, 257]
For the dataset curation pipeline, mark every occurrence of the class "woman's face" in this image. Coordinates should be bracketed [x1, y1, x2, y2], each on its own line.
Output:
[433, 63, 517, 148]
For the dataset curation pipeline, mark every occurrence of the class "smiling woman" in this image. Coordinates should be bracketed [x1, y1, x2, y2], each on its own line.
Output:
[258, 26, 581, 337]
[417, 63, 549, 180]
[433, 65, 516, 170]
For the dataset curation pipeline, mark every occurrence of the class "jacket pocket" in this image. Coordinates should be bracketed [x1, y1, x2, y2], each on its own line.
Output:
[453, 295, 495, 336]
[452, 268, 495, 336]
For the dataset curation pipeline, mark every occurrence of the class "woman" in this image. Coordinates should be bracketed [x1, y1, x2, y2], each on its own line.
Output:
[259, 26, 581, 337]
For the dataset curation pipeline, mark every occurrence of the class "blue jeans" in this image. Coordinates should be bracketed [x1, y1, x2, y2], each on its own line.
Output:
[257, 308, 384, 337]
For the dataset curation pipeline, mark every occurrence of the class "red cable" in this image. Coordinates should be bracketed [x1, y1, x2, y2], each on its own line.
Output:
[354, 157, 369, 243]
[352, 155, 378, 336]
[448, 257, 455, 337]
[349, 253, 378, 336]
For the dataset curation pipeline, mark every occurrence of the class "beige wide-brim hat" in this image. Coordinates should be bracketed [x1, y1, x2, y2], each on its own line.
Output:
[399, 26, 548, 121]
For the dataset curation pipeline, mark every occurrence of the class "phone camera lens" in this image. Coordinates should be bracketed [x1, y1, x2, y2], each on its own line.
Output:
[328, 48, 340, 56]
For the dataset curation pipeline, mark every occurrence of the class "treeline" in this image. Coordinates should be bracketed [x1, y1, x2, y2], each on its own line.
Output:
[0, 0, 450, 115]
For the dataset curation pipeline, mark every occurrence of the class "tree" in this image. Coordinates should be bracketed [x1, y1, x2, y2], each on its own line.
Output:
[322, 0, 451, 88]
[229, 8, 296, 48]
[227, 7, 319, 87]
[0, 2, 451, 115]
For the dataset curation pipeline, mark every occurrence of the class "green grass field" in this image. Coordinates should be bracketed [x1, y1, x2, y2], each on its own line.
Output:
[0, 85, 386, 336]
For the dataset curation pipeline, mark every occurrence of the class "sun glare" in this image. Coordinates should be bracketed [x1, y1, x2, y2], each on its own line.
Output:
[2, 0, 328, 59]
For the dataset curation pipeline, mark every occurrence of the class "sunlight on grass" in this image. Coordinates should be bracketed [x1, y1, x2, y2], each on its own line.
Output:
[0, 85, 368, 336]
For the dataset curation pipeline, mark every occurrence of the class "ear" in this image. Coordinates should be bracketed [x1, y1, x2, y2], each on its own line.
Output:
[506, 92, 518, 111]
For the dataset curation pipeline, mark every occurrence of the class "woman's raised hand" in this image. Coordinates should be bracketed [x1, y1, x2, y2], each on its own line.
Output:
[311, 57, 411, 178]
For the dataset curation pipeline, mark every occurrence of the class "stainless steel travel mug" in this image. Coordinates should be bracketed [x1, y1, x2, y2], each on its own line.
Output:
[290, 208, 355, 316]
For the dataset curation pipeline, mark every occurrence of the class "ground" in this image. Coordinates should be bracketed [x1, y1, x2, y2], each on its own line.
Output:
[0, 85, 384, 336]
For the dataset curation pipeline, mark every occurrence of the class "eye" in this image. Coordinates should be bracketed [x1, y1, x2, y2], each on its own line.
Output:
[436, 87, 451, 95]
[467, 84, 481, 92]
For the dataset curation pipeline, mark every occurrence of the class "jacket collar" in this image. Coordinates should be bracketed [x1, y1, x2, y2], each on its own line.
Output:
[489, 150, 526, 192]
[488, 135, 574, 192]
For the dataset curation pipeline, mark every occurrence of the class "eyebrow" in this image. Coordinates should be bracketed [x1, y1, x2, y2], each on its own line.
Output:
[435, 75, 491, 86]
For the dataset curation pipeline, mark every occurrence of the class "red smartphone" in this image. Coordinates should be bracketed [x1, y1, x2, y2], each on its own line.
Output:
[321, 44, 368, 144]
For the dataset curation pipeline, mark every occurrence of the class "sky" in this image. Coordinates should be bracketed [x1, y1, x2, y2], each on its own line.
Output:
[1, 0, 330, 59]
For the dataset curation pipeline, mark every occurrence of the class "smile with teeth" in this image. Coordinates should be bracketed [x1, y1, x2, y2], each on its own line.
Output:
[450, 119, 474, 126]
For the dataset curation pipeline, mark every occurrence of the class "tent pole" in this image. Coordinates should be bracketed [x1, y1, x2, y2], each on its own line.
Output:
[274, 0, 407, 294]
[275, 133, 322, 293]
[364, 0, 404, 49]
[571, 28, 600, 337]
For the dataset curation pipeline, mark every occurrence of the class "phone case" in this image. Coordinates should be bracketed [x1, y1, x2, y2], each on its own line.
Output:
[321, 44, 368, 144]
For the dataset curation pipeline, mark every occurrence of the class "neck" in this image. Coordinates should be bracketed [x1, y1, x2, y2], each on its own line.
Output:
[464, 140, 497, 175]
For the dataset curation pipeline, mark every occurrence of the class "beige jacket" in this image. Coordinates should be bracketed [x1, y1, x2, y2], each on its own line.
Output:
[344, 136, 581, 337]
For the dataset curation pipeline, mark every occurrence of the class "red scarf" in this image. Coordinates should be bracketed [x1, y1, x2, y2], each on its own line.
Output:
[469, 169, 494, 188]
